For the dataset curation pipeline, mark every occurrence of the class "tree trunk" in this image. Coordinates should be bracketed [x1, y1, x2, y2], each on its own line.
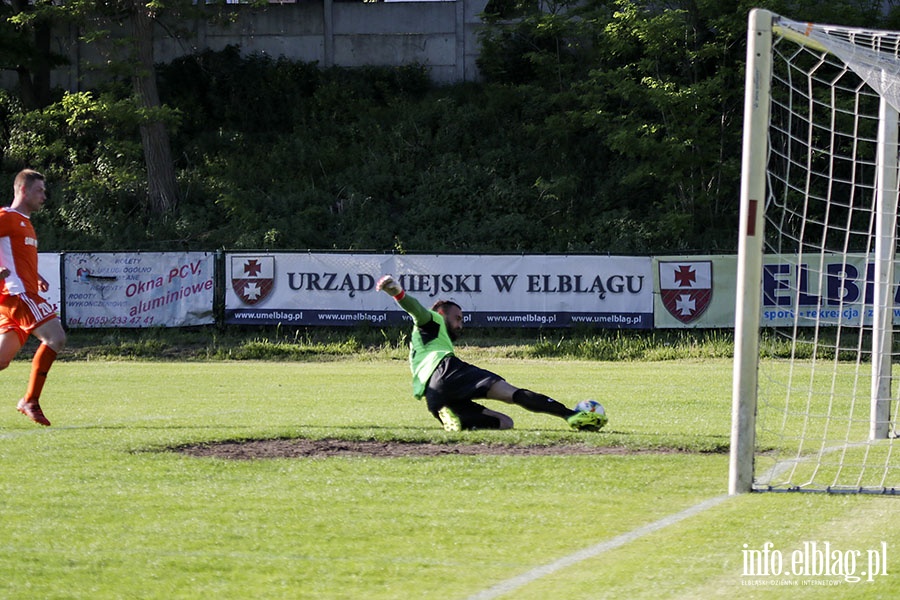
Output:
[10, 0, 53, 110]
[130, 1, 179, 214]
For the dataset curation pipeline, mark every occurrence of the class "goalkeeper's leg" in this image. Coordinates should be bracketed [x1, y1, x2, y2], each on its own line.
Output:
[487, 381, 574, 418]
[428, 398, 514, 430]
[488, 380, 604, 431]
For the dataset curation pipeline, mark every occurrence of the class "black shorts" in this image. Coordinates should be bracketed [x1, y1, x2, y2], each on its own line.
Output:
[424, 355, 504, 429]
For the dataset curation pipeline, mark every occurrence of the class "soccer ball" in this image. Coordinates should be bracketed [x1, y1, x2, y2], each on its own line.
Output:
[574, 399, 606, 416]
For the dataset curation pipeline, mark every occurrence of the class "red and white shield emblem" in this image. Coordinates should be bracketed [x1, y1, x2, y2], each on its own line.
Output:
[231, 256, 275, 306]
[659, 261, 712, 324]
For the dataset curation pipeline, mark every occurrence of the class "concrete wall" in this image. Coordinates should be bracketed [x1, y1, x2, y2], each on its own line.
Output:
[16, 0, 489, 93]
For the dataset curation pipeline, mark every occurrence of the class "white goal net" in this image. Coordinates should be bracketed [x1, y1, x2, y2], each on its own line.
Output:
[731, 9, 900, 494]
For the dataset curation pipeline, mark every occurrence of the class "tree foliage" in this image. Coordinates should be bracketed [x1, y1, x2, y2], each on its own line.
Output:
[1, 0, 898, 253]
[0, 0, 231, 215]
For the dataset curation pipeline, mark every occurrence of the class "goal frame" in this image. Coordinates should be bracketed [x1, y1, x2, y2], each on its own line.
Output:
[729, 9, 900, 495]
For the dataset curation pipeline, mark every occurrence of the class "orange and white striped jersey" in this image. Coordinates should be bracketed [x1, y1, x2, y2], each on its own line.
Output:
[0, 207, 39, 296]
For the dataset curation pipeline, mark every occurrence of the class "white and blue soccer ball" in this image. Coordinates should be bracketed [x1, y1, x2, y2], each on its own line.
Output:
[574, 399, 606, 416]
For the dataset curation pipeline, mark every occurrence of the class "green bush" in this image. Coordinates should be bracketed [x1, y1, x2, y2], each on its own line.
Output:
[5, 2, 900, 254]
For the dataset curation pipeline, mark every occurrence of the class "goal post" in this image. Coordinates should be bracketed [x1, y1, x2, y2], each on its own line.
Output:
[731, 9, 900, 494]
[872, 98, 899, 441]
[730, 8, 772, 495]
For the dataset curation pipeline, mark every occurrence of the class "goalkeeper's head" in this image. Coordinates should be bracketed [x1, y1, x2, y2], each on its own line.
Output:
[432, 300, 463, 340]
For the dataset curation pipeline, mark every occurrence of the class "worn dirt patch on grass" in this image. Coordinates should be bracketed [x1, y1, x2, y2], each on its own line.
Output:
[175, 437, 689, 459]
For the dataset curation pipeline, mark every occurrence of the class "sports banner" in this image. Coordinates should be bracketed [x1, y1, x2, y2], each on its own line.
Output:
[654, 253, 900, 328]
[225, 253, 653, 328]
[63, 252, 215, 328]
[759, 253, 900, 327]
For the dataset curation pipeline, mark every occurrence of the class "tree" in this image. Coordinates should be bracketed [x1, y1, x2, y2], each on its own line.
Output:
[2, 0, 184, 213]
[0, 0, 68, 110]
[128, 0, 179, 214]
[60, 0, 269, 215]
[476, 0, 900, 250]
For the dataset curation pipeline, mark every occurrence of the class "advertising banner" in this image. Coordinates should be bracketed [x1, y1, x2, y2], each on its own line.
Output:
[655, 253, 900, 329]
[759, 253, 897, 327]
[63, 252, 215, 328]
[38, 252, 61, 315]
[225, 253, 653, 328]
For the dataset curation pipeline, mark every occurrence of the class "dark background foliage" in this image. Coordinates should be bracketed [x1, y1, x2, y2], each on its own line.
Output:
[1, 0, 897, 254]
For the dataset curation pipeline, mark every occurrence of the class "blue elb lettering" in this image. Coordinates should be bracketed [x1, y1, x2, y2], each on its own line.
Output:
[763, 264, 791, 307]
[826, 262, 860, 305]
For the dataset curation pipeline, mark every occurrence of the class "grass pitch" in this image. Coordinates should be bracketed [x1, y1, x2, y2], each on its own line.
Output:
[1, 358, 898, 599]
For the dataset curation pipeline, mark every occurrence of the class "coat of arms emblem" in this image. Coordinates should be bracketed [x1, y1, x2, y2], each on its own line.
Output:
[659, 261, 712, 324]
[231, 256, 275, 306]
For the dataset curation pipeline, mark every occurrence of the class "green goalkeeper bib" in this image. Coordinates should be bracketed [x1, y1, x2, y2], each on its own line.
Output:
[409, 310, 454, 398]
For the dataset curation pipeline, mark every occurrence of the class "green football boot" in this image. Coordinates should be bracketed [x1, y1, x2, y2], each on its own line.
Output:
[567, 410, 607, 431]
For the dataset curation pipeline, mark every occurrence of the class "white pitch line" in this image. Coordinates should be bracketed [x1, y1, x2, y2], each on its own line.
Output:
[466, 494, 730, 600]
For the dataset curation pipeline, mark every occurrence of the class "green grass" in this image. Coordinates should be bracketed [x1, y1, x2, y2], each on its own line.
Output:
[56, 326, 748, 362]
[1, 358, 898, 599]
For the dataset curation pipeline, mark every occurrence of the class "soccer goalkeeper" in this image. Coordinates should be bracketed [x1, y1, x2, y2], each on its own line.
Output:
[376, 275, 606, 432]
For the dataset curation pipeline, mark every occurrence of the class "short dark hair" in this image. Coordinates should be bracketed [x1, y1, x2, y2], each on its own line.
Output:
[14, 169, 45, 191]
[431, 300, 461, 313]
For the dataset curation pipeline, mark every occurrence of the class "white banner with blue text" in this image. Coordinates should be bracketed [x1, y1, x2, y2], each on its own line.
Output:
[224, 253, 653, 328]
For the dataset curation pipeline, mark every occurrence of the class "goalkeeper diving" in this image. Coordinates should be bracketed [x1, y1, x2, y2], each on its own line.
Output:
[376, 275, 607, 431]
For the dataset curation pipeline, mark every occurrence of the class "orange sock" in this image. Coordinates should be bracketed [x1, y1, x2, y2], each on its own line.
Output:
[25, 344, 57, 402]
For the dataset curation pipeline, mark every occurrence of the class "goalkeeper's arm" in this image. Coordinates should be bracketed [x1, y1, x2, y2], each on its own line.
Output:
[376, 275, 432, 326]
